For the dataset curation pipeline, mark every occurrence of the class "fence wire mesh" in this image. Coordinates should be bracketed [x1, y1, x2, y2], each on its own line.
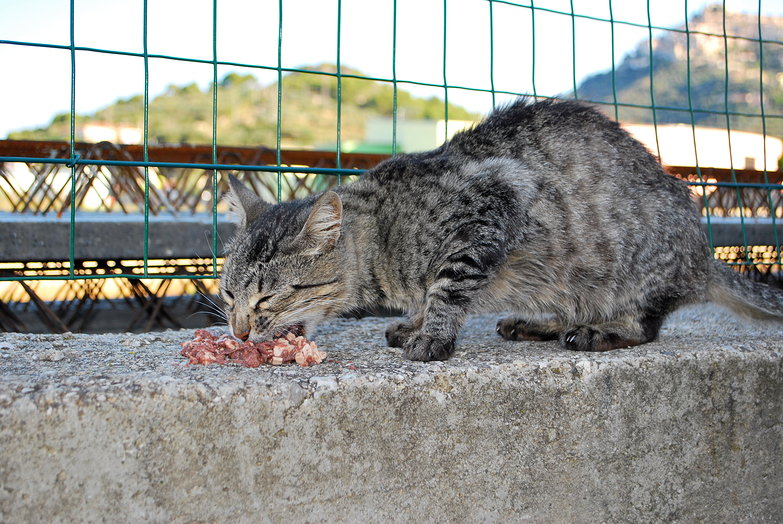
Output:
[0, 0, 782, 331]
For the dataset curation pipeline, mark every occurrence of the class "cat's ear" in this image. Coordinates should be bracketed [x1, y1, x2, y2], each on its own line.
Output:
[295, 191, 343, 255]
[224, 173, 268, 227]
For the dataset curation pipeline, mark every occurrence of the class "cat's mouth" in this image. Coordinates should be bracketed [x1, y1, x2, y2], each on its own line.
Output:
[273, 323, 306, 338]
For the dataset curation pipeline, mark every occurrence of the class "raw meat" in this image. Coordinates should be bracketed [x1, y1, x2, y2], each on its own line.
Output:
[180, 329, 326, 368]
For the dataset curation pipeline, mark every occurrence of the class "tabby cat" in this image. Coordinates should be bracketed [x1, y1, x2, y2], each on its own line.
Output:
[220, 98, 783, 361]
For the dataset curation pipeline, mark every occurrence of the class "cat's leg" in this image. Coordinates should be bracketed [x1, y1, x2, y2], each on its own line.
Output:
[559, 312, 666, 352]
[402, 298, 464, 361]
[403, 242, 507, 361]
[496, 317, 561, 341]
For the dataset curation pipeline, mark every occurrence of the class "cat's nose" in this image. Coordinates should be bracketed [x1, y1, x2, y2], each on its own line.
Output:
[234, 330, 250, 341]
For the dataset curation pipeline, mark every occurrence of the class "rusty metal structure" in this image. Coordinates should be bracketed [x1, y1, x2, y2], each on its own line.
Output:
[0, 140, 383, 215]
[1, 139, 782, 333]
[0, 140, 382, 333]
[667, 165, 783, 218]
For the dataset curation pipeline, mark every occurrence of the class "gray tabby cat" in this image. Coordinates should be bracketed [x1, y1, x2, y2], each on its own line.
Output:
[220, 98, 783, 361]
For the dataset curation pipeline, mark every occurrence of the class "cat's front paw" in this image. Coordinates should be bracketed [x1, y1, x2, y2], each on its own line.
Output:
[403, 334, 455, 362]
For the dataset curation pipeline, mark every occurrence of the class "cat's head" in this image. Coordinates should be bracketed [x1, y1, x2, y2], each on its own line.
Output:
[220, 174, 352, 341]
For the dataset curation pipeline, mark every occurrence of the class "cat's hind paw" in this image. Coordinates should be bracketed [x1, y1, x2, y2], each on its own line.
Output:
[560, 325, 638, 352]
[403, 334, 455, 362]
[496, 317, 559, 341]
[385, 321, 417, 348]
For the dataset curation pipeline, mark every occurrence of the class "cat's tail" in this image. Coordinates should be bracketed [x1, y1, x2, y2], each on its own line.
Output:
[707, 258, 783, 320]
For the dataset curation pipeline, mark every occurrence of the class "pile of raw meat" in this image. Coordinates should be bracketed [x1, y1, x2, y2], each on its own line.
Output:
[180, 329, 326, 367]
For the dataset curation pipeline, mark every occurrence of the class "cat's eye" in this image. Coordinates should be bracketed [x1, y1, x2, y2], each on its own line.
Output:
[254, 294, 274, 309]
[292, 278, 340, 290]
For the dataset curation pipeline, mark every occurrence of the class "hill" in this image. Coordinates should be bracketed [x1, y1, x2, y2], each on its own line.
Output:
[9, 64, 479, 149]
[12, 6, 782, 147]
[577, 5, 783, 138]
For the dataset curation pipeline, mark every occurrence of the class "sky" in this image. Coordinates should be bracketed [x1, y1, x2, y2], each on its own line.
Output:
[1, 0, 782, 139]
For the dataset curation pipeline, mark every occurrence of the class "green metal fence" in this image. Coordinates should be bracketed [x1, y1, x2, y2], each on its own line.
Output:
[1, 0, 782, 288]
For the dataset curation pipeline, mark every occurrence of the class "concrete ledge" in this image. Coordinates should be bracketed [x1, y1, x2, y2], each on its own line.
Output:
[1, 304, 782, 522]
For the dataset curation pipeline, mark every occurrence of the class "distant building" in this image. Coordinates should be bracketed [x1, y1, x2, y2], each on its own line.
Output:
[78, 123, 143, 145]
[363, 119, 781, 171]
[363, 117, 476, 153]
[622, 124, 783, 171]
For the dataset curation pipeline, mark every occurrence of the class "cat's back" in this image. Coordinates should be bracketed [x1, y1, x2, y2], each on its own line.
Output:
[358, 98, 632, 187]
[448, 98, 649, 168]
[349, 97, 694, 223]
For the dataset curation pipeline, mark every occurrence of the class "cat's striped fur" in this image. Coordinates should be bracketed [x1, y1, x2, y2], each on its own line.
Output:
[220, 98, 783, 361]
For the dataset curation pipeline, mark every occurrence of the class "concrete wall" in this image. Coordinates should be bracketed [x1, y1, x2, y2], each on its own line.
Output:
[1, 305, 781, 522]
[2, 214, 779, 264]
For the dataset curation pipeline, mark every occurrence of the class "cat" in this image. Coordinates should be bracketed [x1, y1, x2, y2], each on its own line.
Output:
[219, 98, 783, 361]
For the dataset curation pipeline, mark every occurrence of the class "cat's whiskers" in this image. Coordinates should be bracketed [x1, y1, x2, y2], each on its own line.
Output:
[186, 310, 229, 325]
[194, 301, 226, 319]
[201, 295, 228, 319]
[194, 295, 229, 323]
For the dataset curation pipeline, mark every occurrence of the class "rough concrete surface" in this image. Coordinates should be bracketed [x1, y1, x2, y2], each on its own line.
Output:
[1, 304, 782, 523]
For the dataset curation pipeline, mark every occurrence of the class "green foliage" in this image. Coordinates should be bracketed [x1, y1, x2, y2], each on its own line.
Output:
[9, 63, 480, 148]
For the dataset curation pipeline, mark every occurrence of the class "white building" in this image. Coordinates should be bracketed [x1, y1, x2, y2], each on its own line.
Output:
[78, 123, 143, 145]
[365, 118, 781, 171]
[622, 123, 782, 171]
[364, 117, 476, 153]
